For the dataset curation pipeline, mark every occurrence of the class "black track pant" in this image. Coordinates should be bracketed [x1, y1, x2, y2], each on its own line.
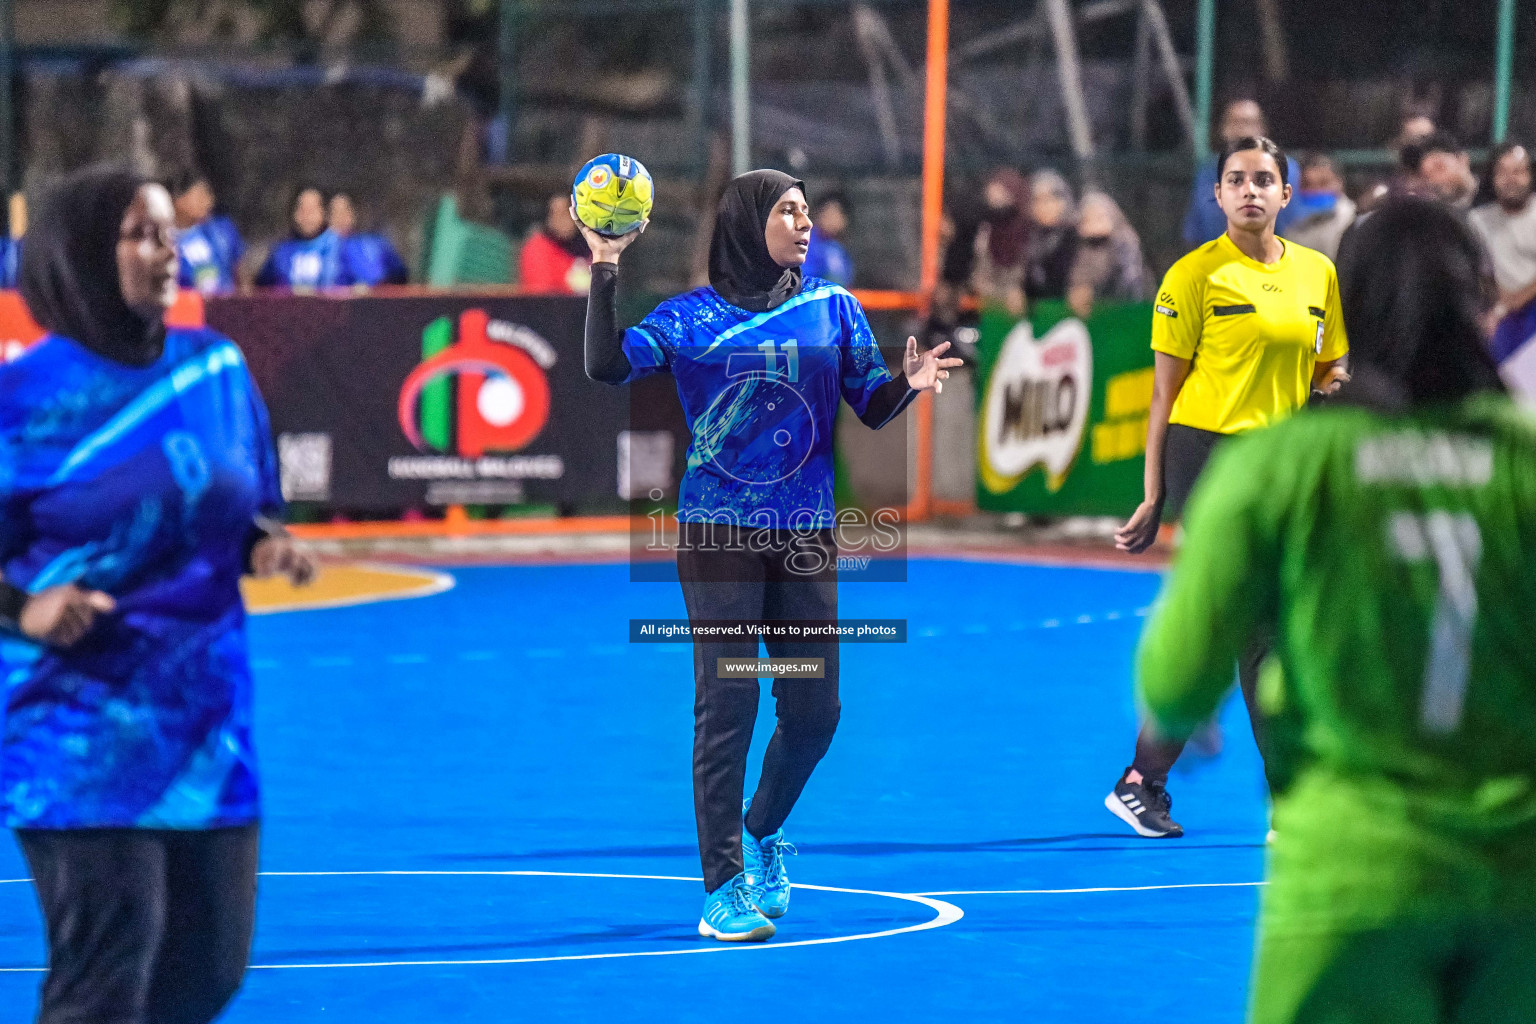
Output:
[1129, 424, 1271, 784]
[677, 522, 841, 893]
[15, 824, 259, 1024]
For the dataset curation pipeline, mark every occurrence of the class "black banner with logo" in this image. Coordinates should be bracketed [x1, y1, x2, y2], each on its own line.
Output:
[208, 294, 683, 512]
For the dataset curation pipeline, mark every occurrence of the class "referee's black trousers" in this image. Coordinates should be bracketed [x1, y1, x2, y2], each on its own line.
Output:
[15, 824, 259, 1024]
[677, 522, 841, 894]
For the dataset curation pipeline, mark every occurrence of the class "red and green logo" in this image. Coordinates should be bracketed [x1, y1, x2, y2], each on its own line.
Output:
[397, 308, 553, 456]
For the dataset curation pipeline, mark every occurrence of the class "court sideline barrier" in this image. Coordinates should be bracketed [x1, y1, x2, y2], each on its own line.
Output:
[0, 287, 969, 527]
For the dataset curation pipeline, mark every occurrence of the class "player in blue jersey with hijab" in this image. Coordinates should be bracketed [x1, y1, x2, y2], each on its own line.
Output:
[0, 165, 315, 1024]
[255, 185, 347, 290]
[582, 169, 960, 942]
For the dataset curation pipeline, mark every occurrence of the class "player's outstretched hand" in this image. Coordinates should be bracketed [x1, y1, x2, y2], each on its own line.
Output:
[1115, 499, 1163, 555]
[903, 337, 965, 395]
[571, 200, 647, 265]
[250, 535, 319, 588]
[19, 584, 116, 647]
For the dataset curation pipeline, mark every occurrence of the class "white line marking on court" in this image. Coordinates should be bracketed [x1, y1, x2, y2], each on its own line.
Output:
[914, 881, 1265, 896]
[0, 870, 964, 973]
[248, 565, 456, 616]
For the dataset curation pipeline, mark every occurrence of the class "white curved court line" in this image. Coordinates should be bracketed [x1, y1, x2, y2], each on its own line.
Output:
[246, 564, 455, 616]
[915, 881, 1265, 896]
[0, 870, 963, 973]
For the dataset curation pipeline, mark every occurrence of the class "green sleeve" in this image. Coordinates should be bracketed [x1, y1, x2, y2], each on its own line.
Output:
[1137, 432, 1284, 739]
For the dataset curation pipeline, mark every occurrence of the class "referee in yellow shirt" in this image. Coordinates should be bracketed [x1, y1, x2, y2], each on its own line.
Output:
[1105, 136, 1350, 838]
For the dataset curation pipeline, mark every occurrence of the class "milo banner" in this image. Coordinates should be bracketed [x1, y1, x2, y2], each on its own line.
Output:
[975, 300, 1155, 516]
[208, 294, 672, 512]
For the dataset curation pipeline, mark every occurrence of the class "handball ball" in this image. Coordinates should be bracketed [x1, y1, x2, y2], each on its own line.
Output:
[572, 153, 655, 238]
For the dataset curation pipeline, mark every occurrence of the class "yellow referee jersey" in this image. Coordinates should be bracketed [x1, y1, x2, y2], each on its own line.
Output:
[1151, 233, 1348, 435]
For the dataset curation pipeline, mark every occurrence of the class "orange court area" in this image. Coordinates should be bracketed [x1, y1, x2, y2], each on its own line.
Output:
[240, 563, 454, 614]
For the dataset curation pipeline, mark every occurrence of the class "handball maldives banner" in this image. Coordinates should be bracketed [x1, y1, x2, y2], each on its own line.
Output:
[974, 300, 1157, 517]
[202, 293, 646, 511]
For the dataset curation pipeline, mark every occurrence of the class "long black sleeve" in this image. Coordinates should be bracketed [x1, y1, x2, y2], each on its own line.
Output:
[585, 262, 632, 385]
[858, 376, 920, 429]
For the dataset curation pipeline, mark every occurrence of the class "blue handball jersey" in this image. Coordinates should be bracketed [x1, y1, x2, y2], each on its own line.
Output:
[341, 233, 409, 287]
[176, 215, 244, 295]
[257, 229, 348, 290]
[0, 328, 281, 829]
[623, 278, 898, 528]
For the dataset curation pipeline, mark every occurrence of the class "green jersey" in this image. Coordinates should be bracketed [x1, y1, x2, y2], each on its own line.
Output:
[1139, 394, 1536, 930]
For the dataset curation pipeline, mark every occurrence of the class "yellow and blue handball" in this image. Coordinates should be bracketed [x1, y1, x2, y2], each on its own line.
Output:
[572, 153, 654, 237]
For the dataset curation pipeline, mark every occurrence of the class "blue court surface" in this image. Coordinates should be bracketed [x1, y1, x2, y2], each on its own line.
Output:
[0, 557, 1271, 1022]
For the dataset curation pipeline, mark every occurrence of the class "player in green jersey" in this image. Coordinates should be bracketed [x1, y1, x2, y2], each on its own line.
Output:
[1138, 197, 1536, 1023]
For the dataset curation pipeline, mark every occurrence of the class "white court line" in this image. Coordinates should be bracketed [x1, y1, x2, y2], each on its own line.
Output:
[0, 870, 964, 973]
[915, 881, 1265, 896]
[247, 564, 456, 616]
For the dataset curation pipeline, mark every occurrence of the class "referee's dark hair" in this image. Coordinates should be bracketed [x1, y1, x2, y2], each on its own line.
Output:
[1336, 197, 1503, 409]
[1217, 136, 1289, 187]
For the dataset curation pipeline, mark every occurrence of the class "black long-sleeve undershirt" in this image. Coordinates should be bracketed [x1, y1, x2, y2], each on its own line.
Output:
[585, 262, 631, 385]
[860, 375, 920, 429]
[583, 261, 920, 428]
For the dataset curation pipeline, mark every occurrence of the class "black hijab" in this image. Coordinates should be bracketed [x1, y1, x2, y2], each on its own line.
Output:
[20, 164, 165, 366]
[708, 169, 806, 313]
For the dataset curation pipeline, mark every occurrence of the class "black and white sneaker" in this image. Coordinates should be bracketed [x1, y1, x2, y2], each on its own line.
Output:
[1104, 771, 1184, 838]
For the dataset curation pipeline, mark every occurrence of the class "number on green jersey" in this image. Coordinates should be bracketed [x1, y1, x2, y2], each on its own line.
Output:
[1386, 511, 1483, 735]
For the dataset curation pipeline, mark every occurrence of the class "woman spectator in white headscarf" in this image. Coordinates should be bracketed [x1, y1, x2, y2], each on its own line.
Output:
[1024, 169, 1080, 304]
[1068, 189, 1150, 318]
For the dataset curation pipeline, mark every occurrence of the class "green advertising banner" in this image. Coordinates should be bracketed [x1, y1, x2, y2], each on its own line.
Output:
[975, 300, 1156, 516]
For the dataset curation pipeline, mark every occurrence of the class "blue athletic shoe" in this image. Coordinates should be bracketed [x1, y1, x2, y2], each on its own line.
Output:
[697, 873, 775, 942]
[742, 800, 796, 919]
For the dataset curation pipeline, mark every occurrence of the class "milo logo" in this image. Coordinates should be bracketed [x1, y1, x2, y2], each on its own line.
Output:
[978, 318, 1093, 494]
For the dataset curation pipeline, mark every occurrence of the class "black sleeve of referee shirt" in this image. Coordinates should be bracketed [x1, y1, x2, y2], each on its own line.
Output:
[584, 262, 632, 385]
[858, 376, 920, 430]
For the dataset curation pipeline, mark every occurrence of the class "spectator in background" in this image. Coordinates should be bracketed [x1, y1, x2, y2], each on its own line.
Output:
[1067, 190, 1148, 318]
[941, 167, 1031, 316]
[1183, 99, 1302, 247]
[0, 192, 24, 289]
[1282, 153, 1356, 260]
[1406, 132, 1478, 211]
[1024, 169, 1078, 303]
[255, 186, 347, 290]
[329, 191, 409, 287]
[803, 191, 855, 286]
[520, 193, 591, 295]
[1469, 141, 1536, 363]
[1391, 112, 1437, 152]
[167, 169, 244, 296]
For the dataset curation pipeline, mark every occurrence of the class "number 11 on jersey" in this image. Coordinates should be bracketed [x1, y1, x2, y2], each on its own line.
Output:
[1387, 511, 1483, 735]
[757, 338, 799, 381]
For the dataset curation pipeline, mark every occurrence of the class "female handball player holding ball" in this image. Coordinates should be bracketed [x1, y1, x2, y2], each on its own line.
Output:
[581, 168, 960, 941]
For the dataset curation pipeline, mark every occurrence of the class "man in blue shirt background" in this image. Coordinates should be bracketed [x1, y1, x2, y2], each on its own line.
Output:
[802, 191, 855, 287]
[168, 169, 245, 295]
[330, 191, 410, 287]
[1183, 99, 1302, 248]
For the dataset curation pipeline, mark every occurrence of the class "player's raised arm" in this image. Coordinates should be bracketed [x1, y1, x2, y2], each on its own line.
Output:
[579, 213, 646, 386]
[572, 155, 653, 385]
